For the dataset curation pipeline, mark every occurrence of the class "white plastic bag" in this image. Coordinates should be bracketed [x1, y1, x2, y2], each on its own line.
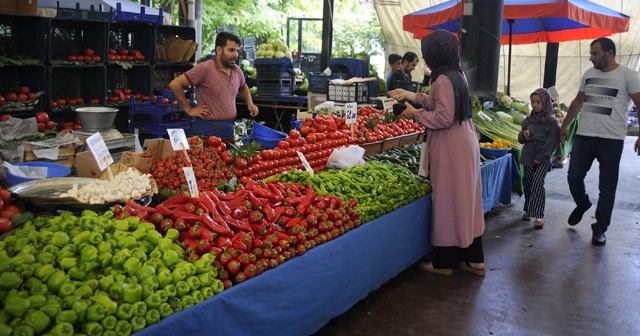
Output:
[326, 145, 365, 169]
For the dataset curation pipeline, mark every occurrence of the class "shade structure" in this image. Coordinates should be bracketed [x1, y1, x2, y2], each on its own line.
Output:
[403, 0, 630, 44]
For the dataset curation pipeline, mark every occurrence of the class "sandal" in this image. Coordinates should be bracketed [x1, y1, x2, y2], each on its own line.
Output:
[459, 262, 486, 276]
[522, 213, 531, 221]
[534, 218, 544, 229]
[419, 261, 453, 275]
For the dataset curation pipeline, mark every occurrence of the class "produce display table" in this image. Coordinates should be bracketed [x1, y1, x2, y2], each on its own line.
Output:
[237, 95, 308, 132]
[480, 153, 520, 213]
[136, 195, 432, 336]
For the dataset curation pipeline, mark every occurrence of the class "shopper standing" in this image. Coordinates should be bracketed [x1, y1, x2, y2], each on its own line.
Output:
[560, 37, 640, 245]
[389, 30, 485, 276]
[386, 53, 402, 87]
[388, 52, 419, 92]
[518, 88, 560, 229]
[169, 32, 259, 141]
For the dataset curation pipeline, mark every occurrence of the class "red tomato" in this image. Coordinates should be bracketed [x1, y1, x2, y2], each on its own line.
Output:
[18, 94, 27, 102]
[207, 136, 222, 147]
[83, 55, 92, 62]
[37, 123, 45, 132]
[92, 55, 101, 62]
[306, 134, 317, 143]
[6, 93, 17, 102]
[27, 93, 36, 100]
[277, 141, 289, 150]
[271, 150, 281, 160]
[289, 129, 301, 139]
[46, 121, 56, 130]
[234, 157, 248, 170]
[109, 48, 117, 55]
[0, 95, 5, 106]
[0, 199, 3, 213]
[68, 55, 77, 62]
[85, 48, 95, 56]
[0, 218, 11, 234]
[0, 114, 11, 122]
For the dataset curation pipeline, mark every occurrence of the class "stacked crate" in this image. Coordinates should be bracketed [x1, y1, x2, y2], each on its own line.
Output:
[254, 58, 295, 98]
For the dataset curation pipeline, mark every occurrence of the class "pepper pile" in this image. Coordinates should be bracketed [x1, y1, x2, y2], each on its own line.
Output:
[365, 144, 422, 175]
[0, 210, 223, 336]
[268, 161, 431, 223]
[118, 181, 360, 286]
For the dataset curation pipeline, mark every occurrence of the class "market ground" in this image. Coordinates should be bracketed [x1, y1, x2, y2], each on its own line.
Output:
[315, 135, 640, 336]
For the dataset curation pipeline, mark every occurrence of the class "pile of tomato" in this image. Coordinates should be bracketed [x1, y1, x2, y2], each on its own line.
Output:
[0, 187, 20, 234]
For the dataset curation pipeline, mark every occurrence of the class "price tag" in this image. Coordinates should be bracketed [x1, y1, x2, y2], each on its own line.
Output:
[345, 102, 357, 125]
[86, 132, 113, 171]
[382, 98, 395, 113]
[167, 129, 189, 150]
[478, 110, 492, 121]
[181, 167, 199, 198]
[296, 151, 314, 175]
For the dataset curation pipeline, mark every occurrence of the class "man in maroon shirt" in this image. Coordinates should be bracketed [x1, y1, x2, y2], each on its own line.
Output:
[169, 32, 259, 140]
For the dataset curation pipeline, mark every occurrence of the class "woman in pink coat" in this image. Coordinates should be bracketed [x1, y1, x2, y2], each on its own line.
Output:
[389, 30, 485, 276]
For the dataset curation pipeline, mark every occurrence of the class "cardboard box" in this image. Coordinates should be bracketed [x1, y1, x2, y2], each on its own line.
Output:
[119, 151, 153, 173]
[0, 0, 18, 14]
[16, 0, 37, 15]
[76, 151, 105, 178]
[143, 139, 178, 159]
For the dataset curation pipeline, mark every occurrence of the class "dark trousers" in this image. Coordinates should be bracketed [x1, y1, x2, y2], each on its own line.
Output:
[523, 163, 550, 219]
[432, 236, 484, 269]
[567, 135, 624, 233]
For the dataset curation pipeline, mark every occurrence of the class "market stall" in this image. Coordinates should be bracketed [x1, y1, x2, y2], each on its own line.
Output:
[480, 153, 520, 214]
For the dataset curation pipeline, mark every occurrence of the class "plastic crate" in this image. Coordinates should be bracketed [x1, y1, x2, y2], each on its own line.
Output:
[112, 2, 163, 25]
[106, 64, 152, 104]
[239, 48, 256, 62]
[154, 25, 196, 64]
[48, 19, 108, 65]
[308, 92, 327, 110]
[308, 72, 349, 93]
[130, 119, 192, 138]
[55, 2, 113, 22]
[152, 64, 192, 91]
[256, 79, 293, 98]
[0, 14, 47, 64]
[108, 22, 154, 64]
[216, 25, 236, 35]
[49, 65, 106, 111]
[328, 82, 369, 104]
[240, 37, 256, 49]
[0, 65, 47, 114]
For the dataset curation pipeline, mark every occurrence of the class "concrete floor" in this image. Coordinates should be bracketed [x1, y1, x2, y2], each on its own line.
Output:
[315, 135, 640, 336]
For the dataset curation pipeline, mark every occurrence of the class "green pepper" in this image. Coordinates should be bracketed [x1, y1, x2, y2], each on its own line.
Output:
[211, 279, 224, 294]
[115, 219, 130, 231]
[162, 250, 180, 267]
[97, 241, 113, 254]
[101, 315, 117, 331]
[193, 259, 211, 274]
[197, 273, 212, 287]
[115, 302, 133, 320]
[49, 321, 74, 336]
[58, 282, 76, 298]
[82, 321, 104, 335]
[24, 309, 51, 333]
[123, 257, 141, 275]
[34, 265, 54, 282]
[163, 284, 177, 298]
[10, 253, 35, 266]
[84, 279, 99, 292]
[35, 252, 55, 265]
[158, 302, 173, 318]
[149, 249, 163, 261]
[172, 243, 185, 257]
[42, 244, 59, 255]
[122, 283, 142, 304]
[115, 320, 132, 336]
[191, 289, 204, 303]
[27, 294, 47, 309]
[5, 294, 30, 317]
[185, 276, 201, 291]
[144, 293, 162, 309]
[145, 308, 161, 326]
[131, 228, 146, 240]
[135, 264, 156, 281]
[40, 302, 60, 318]
[175, 280, 190, 297]
[140, 284, 153, 300]
[81, 261, 101, 272]
[86, 303, 107, 322]
[62, 295, 80, 310]
[155, 289, 168, 303]
[80, 245, 99, 263]
[132, 301, 147, 317]
[168, 297, 182, 312]
[165, 228, 180, 242]
[0, 272, 22, 290]
[119, 236, 138, 250]
[71, 285, 92, 299]
[146, 231, 162, 245]
[0, 323, 11, 336]
[131, 315, 146, 332]
[157, 238, 172, 253]
[157, 269, 173, 288]
[15, 264, 35, 279]
[11, 325, 34, 336]
[13, 237, 30, 252]
[72, 230, 91, 245]
[67, 266, 86, 281]
[109, 280, 126, 301]
[95, 295, 117, 315]
[110, 252, 126, 270]
[201, 287, 215, 300]
[131, 248, 147, 261]
[181, 294, 195, 309]
[98, 275, 115, 291]
[141, 275, 159, 291]
[172, 268, 188, 283]
[72, 300, 88, 322]
[55, 310, 77, 325]
[46, 271, 68, 294]
[59, 257, 78, 271]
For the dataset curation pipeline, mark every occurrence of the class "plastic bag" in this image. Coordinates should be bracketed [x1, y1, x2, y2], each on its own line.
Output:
[0, 117, 38, 141]
[314, 101, 338, 115]
[326, 145, 365, 169]
[0, 141, 25, 164]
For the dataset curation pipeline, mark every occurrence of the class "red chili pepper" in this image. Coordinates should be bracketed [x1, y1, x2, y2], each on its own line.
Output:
[136, 210, 149, 221]
[251, 224, 266, 236]
[296, 191, 316, 216]
[218, 190, 248, 201]
[210, 246, 222, 257]
[174, 210, 201, 223]
[272, 207, 283, 224]
[253, 238, 264, 248]
[200, 215, 233, 236]
[248, 210, 264, 223]
[197, 239, 211, 255]
[284, 197, 302, 206]
[275, 231, 291, 242]
[185, 225, 200, 239]
[113, 204, 123, 216]
[233, 240, 248, 251]
[126, 199, 155, 213]
[217, 202, 231, 216]
[246, 191, 263, 210]
[281, 206, 296, 217]
[124, 204, 139, 216]
[148, 213, 164, 224]
[245, 179, 257, 189]
[173, 218, 187, 231]
[314, 200, 327, 211]
[158, 218, 173, 233]
[347, 198, 358, 208]
[223, 215, 252, 232]
[161, 191, 191, 206]
[285, 216, 304, 228]
[199, 227, 214, 241]
[226, 260, 241, 276]
[262, 204, 276, 223]
[183, 238, 199, 250]
[248, 185, 270, 198]
[231, 206, 249, 219]
[216, 236, 233, 249]
[266, 183, 284, 201]
[211, 217, 233, 235]
[231, 231, 246, 243]
[205, 191, 221, 203]
[329, 197, 339, 210]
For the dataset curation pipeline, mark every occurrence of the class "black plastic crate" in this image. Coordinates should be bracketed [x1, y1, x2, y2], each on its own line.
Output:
[308, 72, 348, 93]
[152, 64, 192, 91]
[130, 119, 192, 138]
[257, 68, 293, 81]
[240, 37, 256, 48]
[0, 65, 47, 114]
[107, 64, 152, 105]
[112, 3, 163, 25]
[216, 25, 236, 35]
[48, 19, 108, 65]
[55, 3, 113, 22]
[108, 22, 154, 64]
[239, 48, 256, 62]
[49, 65, 106, 111]
[328, 82, 369, 104]
[154, 25, 196, 64]
[0, 14, 47, 64]
[256, 79, 293, 98]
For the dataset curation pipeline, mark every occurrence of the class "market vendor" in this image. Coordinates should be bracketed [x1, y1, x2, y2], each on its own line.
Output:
[168, 31, 259, 141]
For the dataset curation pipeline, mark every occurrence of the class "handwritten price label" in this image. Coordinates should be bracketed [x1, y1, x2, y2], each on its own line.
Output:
[86, 132, 113, 171]
[345, 102, 357, 125]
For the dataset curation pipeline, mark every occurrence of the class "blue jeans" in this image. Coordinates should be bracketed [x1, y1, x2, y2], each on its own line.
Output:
[567, 135, 624, 233]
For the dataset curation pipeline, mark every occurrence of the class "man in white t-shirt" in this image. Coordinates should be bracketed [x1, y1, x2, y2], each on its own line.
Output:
[560, 37, 640, 246]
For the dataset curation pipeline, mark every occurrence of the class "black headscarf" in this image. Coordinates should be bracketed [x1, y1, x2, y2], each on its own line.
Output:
[421, 30, 471, 125]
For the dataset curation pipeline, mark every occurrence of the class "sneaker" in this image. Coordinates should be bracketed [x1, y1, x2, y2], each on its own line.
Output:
[522, 213, 531, 221]
[568, 202, 592, 226]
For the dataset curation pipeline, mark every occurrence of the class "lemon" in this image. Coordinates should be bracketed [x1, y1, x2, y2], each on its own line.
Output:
[490, 142, 499, 149]
[502, 140, 511, 148]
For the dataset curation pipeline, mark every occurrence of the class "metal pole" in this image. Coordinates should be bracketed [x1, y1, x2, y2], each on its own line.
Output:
[507, 19, 514, 96]
[320, 0, 334, 71]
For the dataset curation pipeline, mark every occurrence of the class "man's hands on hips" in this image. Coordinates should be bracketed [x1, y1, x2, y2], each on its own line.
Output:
[248, 104, 259, 117]
[187, 105, 211, 118]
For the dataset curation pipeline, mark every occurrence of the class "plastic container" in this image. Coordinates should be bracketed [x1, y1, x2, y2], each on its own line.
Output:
[107, 64, 153, 104]
[6, 162, 71, 186]
[480, 147, 511, 158]
[49, 65, 106, 111]
[48, 19, 108, 65]
[252, 134, 285, 149]
[328, 82, 369, 104]
[112, 3, 163, 25]
[0, 65, 47, 114]
[108, 22, 155, 65]
[253, 122, 287, 138]
[55, 2, 113, 22]
[0, 14, 47, 64]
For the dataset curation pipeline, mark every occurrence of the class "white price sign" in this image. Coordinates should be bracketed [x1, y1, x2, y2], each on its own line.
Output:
[296, 151, 314, 175]
[86, 132, 113, 171]
[382, 98, 395, 113]
[345, 102, 357, 125]
[167, 129, 189, 150]
[182, 167, 199, 198]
